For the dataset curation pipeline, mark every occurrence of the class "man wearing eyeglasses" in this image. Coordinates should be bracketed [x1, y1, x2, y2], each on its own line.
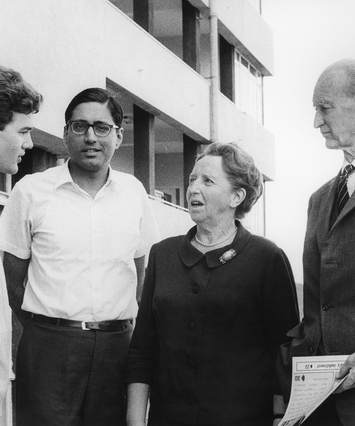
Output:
[0, 88, 159, 426]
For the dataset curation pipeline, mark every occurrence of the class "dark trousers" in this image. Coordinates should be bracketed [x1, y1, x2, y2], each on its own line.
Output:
[303, 395, 341, 426]
[16, 319, 133, 426]
[148, 417, 272, 426]
[149, 422, 269, 426]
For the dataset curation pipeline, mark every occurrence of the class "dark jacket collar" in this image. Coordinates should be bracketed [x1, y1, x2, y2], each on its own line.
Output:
[179, 221, 252, 269]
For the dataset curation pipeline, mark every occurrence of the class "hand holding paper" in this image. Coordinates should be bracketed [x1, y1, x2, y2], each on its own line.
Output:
[335, 352, 355, 392]
[278, 355, 348, 426]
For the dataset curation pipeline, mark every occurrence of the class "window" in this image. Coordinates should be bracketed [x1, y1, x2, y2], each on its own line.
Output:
[235, 52, 263, 124]
[219, 35, 235, 101]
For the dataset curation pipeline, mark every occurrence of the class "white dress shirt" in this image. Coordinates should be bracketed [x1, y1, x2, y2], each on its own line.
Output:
[341, 160, 355, 196]
[0, 262, 11, 425]
[0, 163, 159, 321]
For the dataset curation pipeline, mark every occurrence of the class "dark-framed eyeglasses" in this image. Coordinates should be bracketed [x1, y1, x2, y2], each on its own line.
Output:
[67, 120, 120, 137]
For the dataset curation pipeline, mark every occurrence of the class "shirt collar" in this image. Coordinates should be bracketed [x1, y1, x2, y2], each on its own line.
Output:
[54, 160, 114, 190]
[341, 159, 355, 173]
[53, 160, 73, 189]
[179, 221, 252, 269]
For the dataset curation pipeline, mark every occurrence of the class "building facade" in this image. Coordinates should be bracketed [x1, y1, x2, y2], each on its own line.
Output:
[0, 0, 273, 237]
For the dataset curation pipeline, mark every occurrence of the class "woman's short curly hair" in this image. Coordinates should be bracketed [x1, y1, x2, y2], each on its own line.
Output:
[197, 142, 263, 219]
[0, 66, 43, 130]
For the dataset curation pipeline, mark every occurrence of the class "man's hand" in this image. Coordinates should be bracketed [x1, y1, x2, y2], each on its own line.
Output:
[335, 352, 355, 392]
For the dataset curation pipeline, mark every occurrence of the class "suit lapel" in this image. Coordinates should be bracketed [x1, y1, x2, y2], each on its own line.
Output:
[331, 189, 355, 230]
[329, 167, 355, 230]
[324, 175, 340, 232]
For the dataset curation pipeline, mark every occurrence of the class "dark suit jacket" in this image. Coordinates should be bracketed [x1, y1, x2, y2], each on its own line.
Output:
[297, 172, 355, 425]
[127, 223, 299, 426]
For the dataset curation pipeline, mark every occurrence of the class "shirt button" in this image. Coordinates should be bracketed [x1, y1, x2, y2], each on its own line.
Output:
[321, 304, 332, 311]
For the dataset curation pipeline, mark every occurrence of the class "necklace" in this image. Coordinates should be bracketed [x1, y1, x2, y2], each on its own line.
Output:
[194, 226, 237, 248]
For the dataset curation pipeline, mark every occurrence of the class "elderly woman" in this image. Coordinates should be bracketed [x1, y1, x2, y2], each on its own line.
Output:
[126, 142, 299, 426]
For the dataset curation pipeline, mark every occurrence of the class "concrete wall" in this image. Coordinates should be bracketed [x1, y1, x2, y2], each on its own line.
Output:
[149, 196, 194, 240]
[242, 194, 265, 236]
[218, 93, 275, 180]
[0, 0, 274, 179]
[0, 0, 210, 141]
[215, 0, 273, 75]
[0, 0, 274, 236]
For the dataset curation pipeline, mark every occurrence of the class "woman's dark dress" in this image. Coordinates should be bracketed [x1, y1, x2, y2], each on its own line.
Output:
[127, 223, 299, 426]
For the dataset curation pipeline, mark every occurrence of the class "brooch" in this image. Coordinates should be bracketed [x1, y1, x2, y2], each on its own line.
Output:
[219, 248, 237, 264]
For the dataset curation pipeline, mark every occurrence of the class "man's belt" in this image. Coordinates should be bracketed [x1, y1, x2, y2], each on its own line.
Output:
[25, 312, 132, 332]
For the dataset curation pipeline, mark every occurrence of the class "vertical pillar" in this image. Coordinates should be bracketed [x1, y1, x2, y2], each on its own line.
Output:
[219, 35, 235, 102]
[262, 180, 266, 236]
[261, 75, 265, 125]
[209, 0, 219, 142]
[183, 135, 198, 207]
[133, 105, 155, 195]
[182, 0, 200, 72]
[133, 0, 154, 32]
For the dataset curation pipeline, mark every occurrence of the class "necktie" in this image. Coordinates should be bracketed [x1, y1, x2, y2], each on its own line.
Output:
[337, 164, 355, 214]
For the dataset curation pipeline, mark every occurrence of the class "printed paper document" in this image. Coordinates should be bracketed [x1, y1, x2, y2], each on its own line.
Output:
[279, 355, 348, 426]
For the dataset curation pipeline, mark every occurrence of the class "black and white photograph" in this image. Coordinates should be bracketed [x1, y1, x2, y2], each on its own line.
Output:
[1, 1, 355, 425]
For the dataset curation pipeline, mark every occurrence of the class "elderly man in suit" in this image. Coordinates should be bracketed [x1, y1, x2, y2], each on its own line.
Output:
[297, 59, 355, 425]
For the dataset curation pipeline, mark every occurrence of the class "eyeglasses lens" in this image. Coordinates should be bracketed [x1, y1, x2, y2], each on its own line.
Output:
[70, 121, 111, 137]
[94, 123, 110, 136]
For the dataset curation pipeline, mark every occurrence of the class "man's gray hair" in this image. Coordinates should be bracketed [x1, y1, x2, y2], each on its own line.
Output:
[321, 59, 355, 98]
